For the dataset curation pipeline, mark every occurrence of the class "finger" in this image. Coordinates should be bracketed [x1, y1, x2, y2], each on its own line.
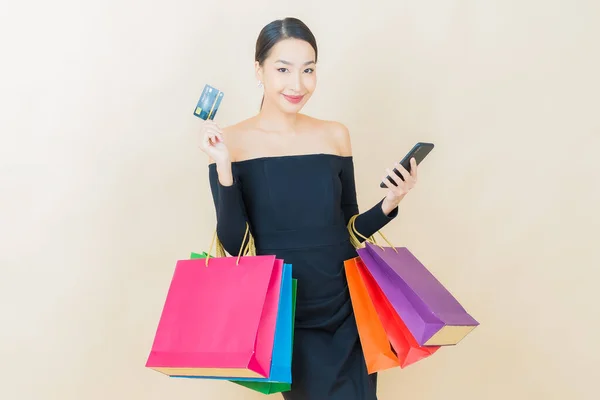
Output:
[394, 163, 410, 181]
[205, 127, 223, 138]
[213, 131, 225, 143]
[209, 134, 221, 146]
[201, 133, 211, 149]
[383, 172, 402, 190]
[386, 168, 402, 186]
[204, 120, 222, 133]
[204, 133, 218, 147]
[410, 157, 418, 179]
[381, 175, 392, 188]
[204, 130, 221, 143]
[206, 132, 217, 143]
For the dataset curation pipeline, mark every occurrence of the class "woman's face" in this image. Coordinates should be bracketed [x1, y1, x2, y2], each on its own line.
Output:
[256, 38, 317, 114]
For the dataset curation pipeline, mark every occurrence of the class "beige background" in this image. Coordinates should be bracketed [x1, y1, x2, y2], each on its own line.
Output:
[1, 0, 599, 399]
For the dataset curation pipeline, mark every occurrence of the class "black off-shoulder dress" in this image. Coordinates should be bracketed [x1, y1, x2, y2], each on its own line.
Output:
[208, 153, 398, 400]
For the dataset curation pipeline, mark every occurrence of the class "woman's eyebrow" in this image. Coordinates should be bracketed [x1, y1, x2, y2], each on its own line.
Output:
[275, 59, 316, 66]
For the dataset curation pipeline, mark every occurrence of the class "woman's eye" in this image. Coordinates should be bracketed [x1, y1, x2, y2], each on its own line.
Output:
[278, 68, 288, 73]
[304, 68, 314, 73]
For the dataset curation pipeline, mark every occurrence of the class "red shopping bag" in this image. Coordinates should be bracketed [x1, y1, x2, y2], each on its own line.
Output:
[146, 225, 283, 379]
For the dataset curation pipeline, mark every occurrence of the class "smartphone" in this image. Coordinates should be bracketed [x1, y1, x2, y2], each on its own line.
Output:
[380, 142, 434, 188]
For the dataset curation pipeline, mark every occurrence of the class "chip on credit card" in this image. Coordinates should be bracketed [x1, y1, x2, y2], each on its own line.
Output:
[193, 84, 224, 120]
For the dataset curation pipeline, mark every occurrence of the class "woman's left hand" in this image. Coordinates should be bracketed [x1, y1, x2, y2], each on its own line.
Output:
[381, 157, 418, 212]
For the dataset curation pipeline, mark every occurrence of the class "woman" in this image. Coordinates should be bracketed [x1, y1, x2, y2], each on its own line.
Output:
[199, 17, 418, 400]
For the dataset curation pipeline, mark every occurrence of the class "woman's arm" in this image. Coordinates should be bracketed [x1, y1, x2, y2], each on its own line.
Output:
[339, 156, 398, 240]
[208, 162, 252, 256]
[333, 122, 399, 241]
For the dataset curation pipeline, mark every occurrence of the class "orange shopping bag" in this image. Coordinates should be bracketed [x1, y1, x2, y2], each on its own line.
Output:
[344, 257, 400, 374]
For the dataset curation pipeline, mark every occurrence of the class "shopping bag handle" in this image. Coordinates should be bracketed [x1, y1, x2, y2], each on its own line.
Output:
[347, 214, 398, 253]
[205, 222, 256, 266]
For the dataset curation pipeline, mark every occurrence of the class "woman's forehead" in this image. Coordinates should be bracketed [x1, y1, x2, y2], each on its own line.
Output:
[267, 39, 316, 64]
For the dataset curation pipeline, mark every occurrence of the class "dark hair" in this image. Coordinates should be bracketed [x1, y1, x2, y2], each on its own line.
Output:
[255, 17, 318, 109]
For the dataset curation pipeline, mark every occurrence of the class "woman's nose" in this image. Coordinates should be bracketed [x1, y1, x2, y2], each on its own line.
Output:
[292, 74, 302, 91]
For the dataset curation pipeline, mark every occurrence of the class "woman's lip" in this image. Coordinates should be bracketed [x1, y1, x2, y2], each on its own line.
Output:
[282, 94, 304, 104]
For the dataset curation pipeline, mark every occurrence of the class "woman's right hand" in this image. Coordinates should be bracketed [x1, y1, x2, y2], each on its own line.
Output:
[199, 120, 230, 166]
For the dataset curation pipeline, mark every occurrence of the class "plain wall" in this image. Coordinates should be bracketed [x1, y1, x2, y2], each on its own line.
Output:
[1, 1, 599, 399]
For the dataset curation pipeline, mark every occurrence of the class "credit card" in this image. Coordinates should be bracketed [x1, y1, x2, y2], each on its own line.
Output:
[193, 84, 224, 120]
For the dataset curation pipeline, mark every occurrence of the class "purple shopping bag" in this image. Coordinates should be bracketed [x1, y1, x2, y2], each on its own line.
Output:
[356, 242, 479, 346]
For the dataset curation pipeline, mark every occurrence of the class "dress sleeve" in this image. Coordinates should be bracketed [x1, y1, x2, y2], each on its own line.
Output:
[340, 157, 398, 242]
[208, 163, 252, 256]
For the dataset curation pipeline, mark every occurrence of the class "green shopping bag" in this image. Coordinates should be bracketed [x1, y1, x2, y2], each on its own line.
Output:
[190, 251, 209, 259]
[188, 251, 298, 395]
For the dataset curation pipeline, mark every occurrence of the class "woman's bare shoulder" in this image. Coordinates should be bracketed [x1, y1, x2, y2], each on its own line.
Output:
[300, 114, 352, 156]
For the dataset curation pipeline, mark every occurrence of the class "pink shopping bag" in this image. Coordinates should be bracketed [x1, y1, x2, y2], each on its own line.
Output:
[146, 254, 283, 379]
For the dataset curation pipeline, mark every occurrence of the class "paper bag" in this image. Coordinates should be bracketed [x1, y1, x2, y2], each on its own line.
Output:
[145, 253, 283, 378]
[354, 256, 440, 367]
[357, 242, 479, 346]
[344, 257, 400, 374]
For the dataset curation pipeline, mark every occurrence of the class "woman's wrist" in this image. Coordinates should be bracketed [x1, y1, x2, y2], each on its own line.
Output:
[381, 194, 403, 215]
[216, 160, 234, 186]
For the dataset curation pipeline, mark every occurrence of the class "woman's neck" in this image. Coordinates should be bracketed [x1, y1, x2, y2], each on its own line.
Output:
[255, 100, 300, 134]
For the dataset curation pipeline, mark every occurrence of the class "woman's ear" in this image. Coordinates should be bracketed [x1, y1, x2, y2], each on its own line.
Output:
[254, 61, 263, 83]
